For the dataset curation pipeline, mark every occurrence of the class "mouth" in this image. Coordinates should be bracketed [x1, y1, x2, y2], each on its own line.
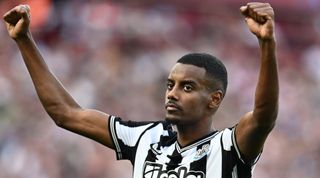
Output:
[165, 102, 182, 111]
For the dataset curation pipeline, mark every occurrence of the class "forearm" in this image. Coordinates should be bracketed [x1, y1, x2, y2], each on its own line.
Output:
[254, 38, 279, 125]
[15, 32, 80, 122]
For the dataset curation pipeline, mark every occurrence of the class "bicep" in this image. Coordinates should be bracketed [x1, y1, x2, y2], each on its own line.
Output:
[60, 108, 114, 149]
[235, 111, 274, 163]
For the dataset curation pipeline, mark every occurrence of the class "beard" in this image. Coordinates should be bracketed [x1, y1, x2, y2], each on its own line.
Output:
[165, 112, 183, 125]
[165, 117, 179, 125]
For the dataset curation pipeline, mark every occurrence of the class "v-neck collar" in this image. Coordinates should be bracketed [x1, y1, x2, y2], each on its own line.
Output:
[175, 131, 219, 153]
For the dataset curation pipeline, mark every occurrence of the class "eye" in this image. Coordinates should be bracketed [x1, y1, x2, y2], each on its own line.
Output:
[167, 82, 174, 90]
[183, 84, 193, 92]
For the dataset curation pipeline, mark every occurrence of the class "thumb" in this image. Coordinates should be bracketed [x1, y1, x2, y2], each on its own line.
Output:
[240, 5, 248, 16]
[245, 18, 260, 36]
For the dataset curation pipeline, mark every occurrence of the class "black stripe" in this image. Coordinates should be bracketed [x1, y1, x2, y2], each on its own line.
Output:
[189, 155, 207, 174]
[166, 148, 182, 170]
[231, 146, 253, 178]
[220, 130, 253, 178]
[163, 124, 181, 170]
[189, 140, 210, 174]
[145, 148, 158, 163]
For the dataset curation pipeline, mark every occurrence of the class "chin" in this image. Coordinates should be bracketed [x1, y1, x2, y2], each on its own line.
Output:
[165, 115, 180, 125]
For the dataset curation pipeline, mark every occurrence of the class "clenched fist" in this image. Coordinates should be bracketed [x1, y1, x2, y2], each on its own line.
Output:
[3, 4, 31, 40]
[240, 2, 275, 41]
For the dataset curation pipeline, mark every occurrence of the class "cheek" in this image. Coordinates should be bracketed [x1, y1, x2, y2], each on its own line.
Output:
[185, 95, 208, 111]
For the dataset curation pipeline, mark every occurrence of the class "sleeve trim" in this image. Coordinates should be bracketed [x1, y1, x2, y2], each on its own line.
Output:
[231, 126, 246, 164]
[109, 115, 123, 160]
[231, 126, 262, 166]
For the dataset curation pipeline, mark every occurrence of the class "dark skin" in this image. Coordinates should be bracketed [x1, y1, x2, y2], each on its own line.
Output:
[3, 2, 278, 164]
[237, 3, 278, 162]
[165, 63, 222, 146]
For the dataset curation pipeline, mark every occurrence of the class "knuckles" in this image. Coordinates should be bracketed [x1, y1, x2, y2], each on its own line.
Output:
[246, 3, 274, 18]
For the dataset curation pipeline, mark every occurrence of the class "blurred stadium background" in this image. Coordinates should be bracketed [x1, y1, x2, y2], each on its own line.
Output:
[0, 0, 320, 177]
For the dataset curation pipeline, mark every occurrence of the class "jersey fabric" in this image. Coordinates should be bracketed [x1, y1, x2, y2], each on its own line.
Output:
[108, 115, 259, 178]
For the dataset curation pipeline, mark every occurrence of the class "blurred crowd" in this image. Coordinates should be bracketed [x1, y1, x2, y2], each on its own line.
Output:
[0, 0, 320, 178]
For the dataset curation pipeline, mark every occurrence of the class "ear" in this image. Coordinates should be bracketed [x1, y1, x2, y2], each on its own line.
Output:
[208, 90, 223, 109]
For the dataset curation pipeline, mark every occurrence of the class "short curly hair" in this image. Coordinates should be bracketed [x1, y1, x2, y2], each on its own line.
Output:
[177, 53, 228, 95]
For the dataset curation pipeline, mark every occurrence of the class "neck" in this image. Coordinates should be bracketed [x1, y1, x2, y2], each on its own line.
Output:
[175, 120, 215, 147]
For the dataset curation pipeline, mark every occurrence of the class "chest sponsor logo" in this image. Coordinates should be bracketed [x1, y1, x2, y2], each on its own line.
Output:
[143, 162, 204, 178]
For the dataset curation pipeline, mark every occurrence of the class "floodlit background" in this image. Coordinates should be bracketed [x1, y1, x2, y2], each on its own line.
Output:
[0, 0, 320, 178]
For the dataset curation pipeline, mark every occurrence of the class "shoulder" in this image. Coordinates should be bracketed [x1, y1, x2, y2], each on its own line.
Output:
[110, 116, 173, 134]
[220, 127, 236, 150]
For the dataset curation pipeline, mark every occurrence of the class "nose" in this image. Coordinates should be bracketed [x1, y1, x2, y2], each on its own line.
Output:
[166, 87, 179, 101]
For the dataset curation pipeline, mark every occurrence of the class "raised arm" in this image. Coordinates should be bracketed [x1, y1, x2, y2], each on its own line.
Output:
[3, 5, 114, 149]
[235, 3, 279, 163]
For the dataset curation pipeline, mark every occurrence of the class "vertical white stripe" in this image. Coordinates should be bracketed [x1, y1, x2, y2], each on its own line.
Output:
[206, 132, 223, 178]
[133, 124, 167, 178]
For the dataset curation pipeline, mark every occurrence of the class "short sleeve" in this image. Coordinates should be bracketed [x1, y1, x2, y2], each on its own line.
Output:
[108, 115, 154, 162]
[220, 127, 261, 177]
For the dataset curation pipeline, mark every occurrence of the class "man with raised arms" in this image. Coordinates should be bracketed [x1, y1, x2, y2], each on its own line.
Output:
[3, 2, 278, 177]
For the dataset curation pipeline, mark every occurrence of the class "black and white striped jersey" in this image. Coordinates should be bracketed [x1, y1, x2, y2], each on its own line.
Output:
[109, 115, 259, 178]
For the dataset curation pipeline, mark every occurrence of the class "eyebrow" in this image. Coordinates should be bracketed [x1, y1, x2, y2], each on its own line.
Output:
[181, 80, 197, 86]
[167, 79, 198, 86]
[167, 79, 173, 83]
